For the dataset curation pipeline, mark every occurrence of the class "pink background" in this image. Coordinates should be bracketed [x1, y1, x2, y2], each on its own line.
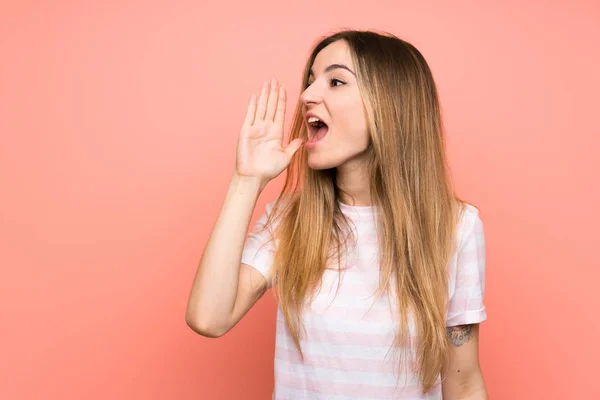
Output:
[1, 1, 598, 399]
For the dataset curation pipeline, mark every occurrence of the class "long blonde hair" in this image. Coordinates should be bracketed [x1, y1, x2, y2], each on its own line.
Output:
[261, 29, 469, 394]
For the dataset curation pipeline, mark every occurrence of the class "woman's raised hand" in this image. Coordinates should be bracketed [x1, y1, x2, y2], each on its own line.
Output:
[235, 79, 304, 187]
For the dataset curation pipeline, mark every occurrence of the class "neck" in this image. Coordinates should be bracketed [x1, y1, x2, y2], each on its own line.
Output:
[335, 158, 371, 206]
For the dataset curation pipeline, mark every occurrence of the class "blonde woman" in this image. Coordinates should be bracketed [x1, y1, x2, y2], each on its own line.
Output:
[186, 30, 488, 399]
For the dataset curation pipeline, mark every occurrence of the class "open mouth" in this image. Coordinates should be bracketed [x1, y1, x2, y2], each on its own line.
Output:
[307, 116, 329, 143]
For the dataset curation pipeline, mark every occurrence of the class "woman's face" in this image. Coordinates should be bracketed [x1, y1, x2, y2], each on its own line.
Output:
[301, 40, 370, 171]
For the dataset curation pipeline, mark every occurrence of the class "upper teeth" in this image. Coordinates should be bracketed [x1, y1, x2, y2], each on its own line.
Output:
[308, 116, 321, 124]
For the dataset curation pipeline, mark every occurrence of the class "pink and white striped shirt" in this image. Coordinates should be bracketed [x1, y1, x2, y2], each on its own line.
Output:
[241, 200, 487, 399]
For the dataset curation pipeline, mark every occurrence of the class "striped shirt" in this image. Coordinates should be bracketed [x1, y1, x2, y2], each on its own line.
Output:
[241, 200, 487, 399]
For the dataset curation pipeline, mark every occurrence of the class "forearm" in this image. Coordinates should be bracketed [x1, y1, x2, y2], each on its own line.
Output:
[185, 171, 265, 334]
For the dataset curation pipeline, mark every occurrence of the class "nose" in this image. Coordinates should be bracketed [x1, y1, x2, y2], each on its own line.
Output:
[300, 83, 323, 106]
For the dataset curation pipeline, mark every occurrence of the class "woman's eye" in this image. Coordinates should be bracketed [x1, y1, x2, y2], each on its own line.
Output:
[304, 79, 344, 89]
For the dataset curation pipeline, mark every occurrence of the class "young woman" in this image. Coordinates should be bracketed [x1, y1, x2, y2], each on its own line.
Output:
[186, 30, 488, 399]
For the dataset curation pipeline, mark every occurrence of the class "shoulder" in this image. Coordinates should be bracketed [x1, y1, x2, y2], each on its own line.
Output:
[456, 202, 484, 251]
[458, 202, 481, 227]
[446, 202, 487, 320]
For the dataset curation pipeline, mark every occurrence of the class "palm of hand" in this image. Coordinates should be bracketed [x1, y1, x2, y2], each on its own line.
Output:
[236, 79, 304, 183]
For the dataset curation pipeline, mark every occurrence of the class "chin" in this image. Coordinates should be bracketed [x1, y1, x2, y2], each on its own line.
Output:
[307, 154, 338, 171]
[307, 153, 351, 171]
[307, 161, 331, 171]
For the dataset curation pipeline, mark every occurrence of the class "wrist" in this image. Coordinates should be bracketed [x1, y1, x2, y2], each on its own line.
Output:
[231, 170, 267, 193]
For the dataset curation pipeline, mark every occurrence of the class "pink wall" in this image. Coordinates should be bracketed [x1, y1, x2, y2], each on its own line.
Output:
[1, 1, 598, 399]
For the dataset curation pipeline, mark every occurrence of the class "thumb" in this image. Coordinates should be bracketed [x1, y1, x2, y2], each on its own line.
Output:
[284, 138, 305, 160]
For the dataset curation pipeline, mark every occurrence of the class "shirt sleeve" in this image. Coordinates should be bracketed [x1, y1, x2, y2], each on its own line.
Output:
[240, 201, 277, 289]
[446, 208, 487, 327]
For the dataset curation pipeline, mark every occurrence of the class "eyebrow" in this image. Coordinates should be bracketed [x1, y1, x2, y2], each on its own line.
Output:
[309, 63, 356, 77]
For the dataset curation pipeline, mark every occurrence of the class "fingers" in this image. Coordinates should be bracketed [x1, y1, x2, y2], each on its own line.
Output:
[265, 78, 279, 121]
[274, 85, 286, 127]
[255, 80, 270, 122]
[246, 78, 283, 127]
[284, 138, 305, 160]
[242, 93, 257, 127]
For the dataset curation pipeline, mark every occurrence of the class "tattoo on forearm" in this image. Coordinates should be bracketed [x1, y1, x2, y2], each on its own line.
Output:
[446, 325, 473, 347]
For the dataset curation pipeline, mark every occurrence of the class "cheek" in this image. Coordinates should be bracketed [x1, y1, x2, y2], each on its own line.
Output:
[335, 99, 367, 129]
[345, 102, 369, 141]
